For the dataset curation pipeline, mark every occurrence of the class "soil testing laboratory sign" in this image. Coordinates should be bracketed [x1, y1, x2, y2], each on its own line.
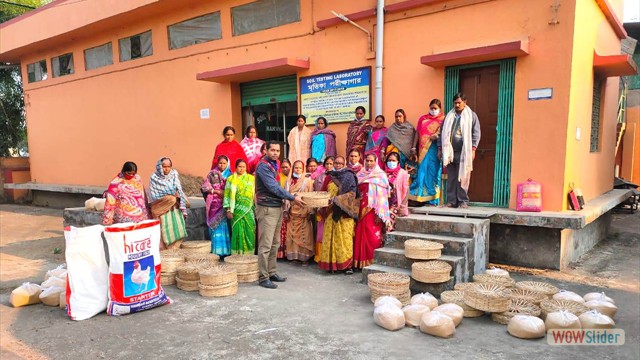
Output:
[300, 67, 371, 124]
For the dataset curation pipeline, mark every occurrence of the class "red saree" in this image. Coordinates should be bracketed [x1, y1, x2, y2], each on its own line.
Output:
[212, 140, 248, 173]
[353, 183, 384, 269]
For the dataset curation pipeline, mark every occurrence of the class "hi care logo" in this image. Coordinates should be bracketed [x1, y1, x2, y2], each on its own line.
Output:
[547, 329, 625, 346]
[123, 234, 152, 254]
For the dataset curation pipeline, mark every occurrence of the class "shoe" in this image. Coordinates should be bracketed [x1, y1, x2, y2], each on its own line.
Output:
[259, 280, 278, 289]
[459, 203, 469, 209]
[269, 274, 287, 282]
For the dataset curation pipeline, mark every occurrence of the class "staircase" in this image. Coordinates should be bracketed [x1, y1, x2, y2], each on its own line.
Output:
[362, 214, 490, 296]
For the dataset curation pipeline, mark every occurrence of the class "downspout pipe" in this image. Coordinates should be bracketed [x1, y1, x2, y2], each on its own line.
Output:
[375, 0, 384, 117]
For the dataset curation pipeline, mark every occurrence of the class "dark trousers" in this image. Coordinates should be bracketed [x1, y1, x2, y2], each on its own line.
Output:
[446, 152, 469, 206]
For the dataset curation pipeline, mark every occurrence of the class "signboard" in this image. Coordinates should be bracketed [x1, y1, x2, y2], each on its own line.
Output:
[300, 67, 371, 124]
[528, 88, 553, 100]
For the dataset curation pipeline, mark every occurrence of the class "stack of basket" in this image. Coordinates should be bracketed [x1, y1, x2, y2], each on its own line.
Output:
[368, 272, 411, 305]
[159, 249, 186, 285]
[405, 239, 451, 284]
[463, 283, 511, 313]
[224, 255, 259, 283]
[185, 252, 220, 264]
[180, 240, 211, 255]
[175, 259, 214, 292]
[198, 264, 238, 297]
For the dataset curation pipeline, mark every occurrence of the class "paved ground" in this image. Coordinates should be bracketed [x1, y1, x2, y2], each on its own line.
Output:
[1, 204, 639, 359]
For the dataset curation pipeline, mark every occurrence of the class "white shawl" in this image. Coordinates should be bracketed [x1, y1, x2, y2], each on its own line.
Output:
[287, 126, 311, 163]
[441, 106, 474, 191]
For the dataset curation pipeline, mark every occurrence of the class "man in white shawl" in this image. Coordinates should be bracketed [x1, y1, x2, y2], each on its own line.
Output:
[438, 92, 481, 209]
[287, 114, 312, 163]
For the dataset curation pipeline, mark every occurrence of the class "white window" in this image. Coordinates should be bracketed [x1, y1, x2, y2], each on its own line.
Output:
[84, 43, 113, 70]
[168, 12, 222, 50]
[232, 0, 300, 36]
[119, 30, 153, 62]
[52, 53, 74, 77]
[27, 60, 47, 83]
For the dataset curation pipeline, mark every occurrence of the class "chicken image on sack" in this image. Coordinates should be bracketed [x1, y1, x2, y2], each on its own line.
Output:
[104, 219, 171, 316]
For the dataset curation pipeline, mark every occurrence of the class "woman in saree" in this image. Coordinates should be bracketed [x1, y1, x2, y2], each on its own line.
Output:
[385, 152, 410, 230]
[347, 149, 363, 174]
[277, 159, 292, 259]
[313, 156, 334, 262]
[284, 160, 315, 264]
[202, 155, 231, 256]
[307, 158, 323, 180]
[346, 106, 371, 162]
[365, 115, 388, 168]
[384, 109, 416, 169]
[408, 99, 445, 206]
[239, 125, 265, 174]
[103, 161, 149, 226]
[354, 154, 392, 270]
[223, 159, 256, 255]
[212, 126, 248, 173]
[148, 157, 190, 249]
[310, 116, 337, 163]
[318, 157, 359, 274]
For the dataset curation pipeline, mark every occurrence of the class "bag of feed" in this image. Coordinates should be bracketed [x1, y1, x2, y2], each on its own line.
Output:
[374, 296, 402, 309]
[373, 303, 406, 331]
[10, 283, 42, 307]
[578, 310, 615, 329]
[553, 290, 585, 303]
[433, 303, 464, 327]
[419, 311, 456, 338]
[402, 304, 430, 327]
[411, 292, 438, 309]
[507, 315, 546, 339]
[545, 310, 581, 330]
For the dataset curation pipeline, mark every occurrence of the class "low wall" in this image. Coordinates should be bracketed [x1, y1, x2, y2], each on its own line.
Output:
[0, 157, 30, 203]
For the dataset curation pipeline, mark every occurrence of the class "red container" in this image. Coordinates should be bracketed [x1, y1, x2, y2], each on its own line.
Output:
[516, 178, 542, 212]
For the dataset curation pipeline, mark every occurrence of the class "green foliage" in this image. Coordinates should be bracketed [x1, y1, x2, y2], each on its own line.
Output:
[0, 0, 47, 23]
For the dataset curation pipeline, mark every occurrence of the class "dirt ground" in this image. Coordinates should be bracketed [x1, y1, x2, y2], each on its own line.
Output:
[0, 204, 639, 359]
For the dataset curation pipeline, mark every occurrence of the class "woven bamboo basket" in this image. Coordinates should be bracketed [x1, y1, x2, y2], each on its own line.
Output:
[175, 276, 200, 291]
[404, 239, 443, 260]
[508, 288, 548, 305]
[515, 281, 559, 298]
[367, 273, 411, 305]
[180, 240, 211, 254]
[224, 255, 259, 273]
[160, 250, 185, 274]
[185, 252, 220, 263]
[491, 299, 542, 325]
[177, 261, 211, 282]
[199, 264, 237, 286]
[463, 283, 511, 313]
[454, 282, 475, 291]
[540, 299, 589, 319]
[440, 290, 485, 318]
[473, 273, 516, 288]
[411, 261, 451, 283]
[237, 272, 260, 283]
[198, 281, 238, 297]
[300, 191, 330, 208]
[160, 273, 176, 286]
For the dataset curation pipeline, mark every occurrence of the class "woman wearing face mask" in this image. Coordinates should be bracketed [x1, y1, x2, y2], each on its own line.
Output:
[347, 149, 363, 173]
[148, 157, 189, 249]
[385, 152, 410, 229]
[212, 126, 248, 173]
[277, 159, 292, 259]
[365, 115, 388, 168]
[102, 161, 149, 225]
[384, 109, 416, 169]
[408, 99, 445, 206]
[240, 125, 265, 174]
[310, 116, 337, 163]
[353, 154, 392, 271]
[314, 156, 334, 262]
[223, 159, 256, 255]
[202, 155, 232, 256]
[283, 160, 315, 264]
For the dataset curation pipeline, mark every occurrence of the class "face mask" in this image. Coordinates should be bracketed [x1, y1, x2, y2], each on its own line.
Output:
[386, 161, 398, 170]
[292, 173, 300, 179]
[429, 109, 440, 116]
[124, 173, 135, 180]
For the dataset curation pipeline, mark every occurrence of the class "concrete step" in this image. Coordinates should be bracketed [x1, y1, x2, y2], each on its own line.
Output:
[373, 248, 466, 282]
[394, 214, 487, 237]
[385, 230, 473, 257]
[362, 264, 455, 297]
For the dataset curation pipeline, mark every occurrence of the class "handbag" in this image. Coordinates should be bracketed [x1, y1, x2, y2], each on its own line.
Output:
[567, 183, 584, 211]
[159, 208, 187, 246]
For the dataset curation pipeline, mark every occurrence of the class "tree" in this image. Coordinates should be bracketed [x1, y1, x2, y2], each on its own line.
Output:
[0, 0, 51, 156]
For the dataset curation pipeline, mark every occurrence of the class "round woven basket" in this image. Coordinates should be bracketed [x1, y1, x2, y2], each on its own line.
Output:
[224, 254, 259, 275]
[473, 273, 516, 288]
[237, 272, 260, 283]
[508, 288, 548, 305]
[175, 276, 200, 291]
[540, 299, 589, 319]
[367, 273, 411, 305]
[454, 282, 475, 291]
[160, 273, 176, 286]
[185, 252, 220, 263]
[491, 299, 542, 325]
[160, 250, 185, 274]
[404, 239, 443, 260]
[198, 281, 238, 297]
[440, 290, 484, 317]
[515, 281, 559, 298]
[300, 191, 330, 208]
[180, 240, 211, 254]
[463, 283, 511, 313]
[199, 264, 237, 286]
[411, 261, 451, 283]
[177, 261, 212, 282]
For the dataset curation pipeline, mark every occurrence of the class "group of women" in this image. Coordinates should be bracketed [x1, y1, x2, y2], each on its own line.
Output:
[102, 99, 446, 272]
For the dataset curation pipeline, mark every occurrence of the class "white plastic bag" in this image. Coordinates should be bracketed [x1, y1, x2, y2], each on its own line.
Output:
[41, 276, 66, 289]
[10, 283, 41, 307]
[553, 290, 585, 303]
[583, 292, 614, 304]
[419, 310, 456, 338]
[545, 310, 581, 330]
[584, 299, 617, 318]
[578, 310, 615, 329]
[433, 303, 464, 327]
[65, 224, 109, 320]
[40, 286, 65, 306]
[374, 296, 402, 309]
[45, 264, 67, 281]
[508, 315, 546, 339]
[373, 303, 405, 331]
[104, 220, 171, 316]
[410, 292, 438, 309]
[485, 267, 510, 277]
[402, 304, 430, 327]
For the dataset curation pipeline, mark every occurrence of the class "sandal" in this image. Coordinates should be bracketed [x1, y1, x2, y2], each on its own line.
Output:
[345, 269, 354, 275]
